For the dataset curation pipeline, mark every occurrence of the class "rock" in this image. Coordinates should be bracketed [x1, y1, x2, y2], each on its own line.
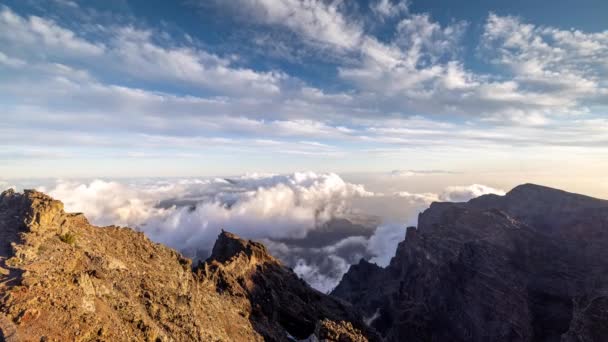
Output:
[317, 319, 368, 342]
[332, 183, 608, 342]
[0, 189, 378, 342]
[197, 231, 380, 341]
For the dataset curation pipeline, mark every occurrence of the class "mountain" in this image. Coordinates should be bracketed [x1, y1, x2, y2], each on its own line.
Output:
[0, 189, 379, 341]
[332, 184, 608, 341]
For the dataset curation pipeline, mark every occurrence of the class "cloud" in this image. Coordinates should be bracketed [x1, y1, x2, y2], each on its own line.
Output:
[20, 173, 506, 291]
[107, 26, 285, 95]
[2, 3, 608, 171]
[439, 184, 505, 202]
[0, 6, 284, 96]
[390, 169, 456, 177]
[222, 0, 364, 50]
[371, 0, 408, 19]
[44, 172, 372, 249]
[38, 173, 377, 291]
[213, 2, 607, 124]
[0, 6, 104, 58]
[481, 13, 608, 110]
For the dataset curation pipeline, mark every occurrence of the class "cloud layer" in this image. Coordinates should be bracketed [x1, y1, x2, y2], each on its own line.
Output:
[27, 173, 506, 291]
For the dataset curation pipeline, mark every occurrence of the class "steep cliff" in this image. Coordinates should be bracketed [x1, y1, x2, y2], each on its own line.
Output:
[333, 184, 608, 341]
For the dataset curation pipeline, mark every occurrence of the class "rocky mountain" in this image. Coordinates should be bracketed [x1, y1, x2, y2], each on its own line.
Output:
[332, 184, 608, 341]
[0, 189, 378, 341]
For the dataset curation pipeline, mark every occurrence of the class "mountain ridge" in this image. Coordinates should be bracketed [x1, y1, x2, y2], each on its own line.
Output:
[0, 189, 378, 341]
[332, 183, 608, 341]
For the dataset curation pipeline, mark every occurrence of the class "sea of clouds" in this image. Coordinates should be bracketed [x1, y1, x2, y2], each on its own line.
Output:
[5, 173, 504, 292]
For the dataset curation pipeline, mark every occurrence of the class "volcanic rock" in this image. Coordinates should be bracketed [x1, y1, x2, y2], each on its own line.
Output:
[0, 189, 378, 341]
[332, 184, 608, 341]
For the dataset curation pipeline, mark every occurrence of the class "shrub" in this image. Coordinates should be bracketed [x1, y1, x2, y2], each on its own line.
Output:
[59, 232, 76, 245]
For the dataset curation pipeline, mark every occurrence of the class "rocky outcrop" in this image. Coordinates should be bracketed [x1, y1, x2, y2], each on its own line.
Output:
[0, 190, 378, 341]
[197, 230, 379, 341]
[333, 184, 608, 341]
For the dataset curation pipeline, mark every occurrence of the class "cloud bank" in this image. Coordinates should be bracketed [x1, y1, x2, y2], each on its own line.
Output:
[29, 173, 506, 291]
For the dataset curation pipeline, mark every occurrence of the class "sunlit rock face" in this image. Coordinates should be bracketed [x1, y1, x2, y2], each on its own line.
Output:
[333, 184, 608, 342]
[0, 189, 379, 342]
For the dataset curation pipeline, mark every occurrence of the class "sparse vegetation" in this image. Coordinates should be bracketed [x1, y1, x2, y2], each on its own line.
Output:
[59, 232, 76, 245]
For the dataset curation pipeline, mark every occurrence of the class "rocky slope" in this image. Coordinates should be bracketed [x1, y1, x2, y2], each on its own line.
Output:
[332, 184, 608, 341]
[0, 189, 378, 341]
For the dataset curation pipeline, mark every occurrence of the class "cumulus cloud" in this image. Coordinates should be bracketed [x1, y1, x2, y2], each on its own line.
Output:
[44, 172, 372, 251]
[439, 184, 506, 202]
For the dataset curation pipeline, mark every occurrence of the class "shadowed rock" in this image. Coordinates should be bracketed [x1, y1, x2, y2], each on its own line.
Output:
[333, 183, 608, 342]
[198, 230, 380, 341]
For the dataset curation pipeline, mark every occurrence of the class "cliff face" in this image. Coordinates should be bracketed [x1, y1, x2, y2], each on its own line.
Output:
[0, 189, 377, 342]
[332, 184, 608, 342]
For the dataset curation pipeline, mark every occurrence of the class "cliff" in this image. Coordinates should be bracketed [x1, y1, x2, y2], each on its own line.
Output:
[333, 184, 608, 341]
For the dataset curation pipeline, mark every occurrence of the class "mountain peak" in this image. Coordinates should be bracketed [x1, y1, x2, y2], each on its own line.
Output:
[208, 230, 277, 266]
[507, 183, 566, 197]
[1, 188, 68, 235]
[334, 183, 608, 341]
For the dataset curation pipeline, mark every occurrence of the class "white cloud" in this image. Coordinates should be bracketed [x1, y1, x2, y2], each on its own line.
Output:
[0, 7, 284, 96]
[21, 174, 508, 291]
[439, 184, 505, 202]
[218, 2, 607, 123]
[371, 0, 408, 19]
[390, 169, 455, 177]
[0, 6, 104, 57]
[481, 13, 608, 108]
[2, 4, 608, 178]
[366, 224, 406, 266]
[0, 52, 26, 68]
[228, 0, 363, 50]
[108, 26, 285, 95]
[45, 172, 372, 248]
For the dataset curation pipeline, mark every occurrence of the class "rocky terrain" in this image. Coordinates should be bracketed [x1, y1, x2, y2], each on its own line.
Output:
[0, 189, 378, 341]
[333, 184, 608, 341]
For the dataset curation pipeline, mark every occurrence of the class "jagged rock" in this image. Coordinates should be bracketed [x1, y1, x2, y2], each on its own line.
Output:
[332, 184, 608, 341]
[197, 231, 380, 341]
[0, 190, 378, 341]
[317, 319, 368, 342]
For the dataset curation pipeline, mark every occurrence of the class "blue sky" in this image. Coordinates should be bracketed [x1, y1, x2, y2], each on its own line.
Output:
[1, 0, 607, 179]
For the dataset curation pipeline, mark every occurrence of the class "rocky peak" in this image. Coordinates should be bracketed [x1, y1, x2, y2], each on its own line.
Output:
[1, 189, 68, 234]
[197, 230, 380, 340]
[208, 230, 277, 266]
[333, 183, 608, 341]
[0, 189, 379, 341]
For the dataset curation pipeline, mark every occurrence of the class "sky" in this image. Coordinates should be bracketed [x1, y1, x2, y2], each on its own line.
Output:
[1, 0, 608, 191]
